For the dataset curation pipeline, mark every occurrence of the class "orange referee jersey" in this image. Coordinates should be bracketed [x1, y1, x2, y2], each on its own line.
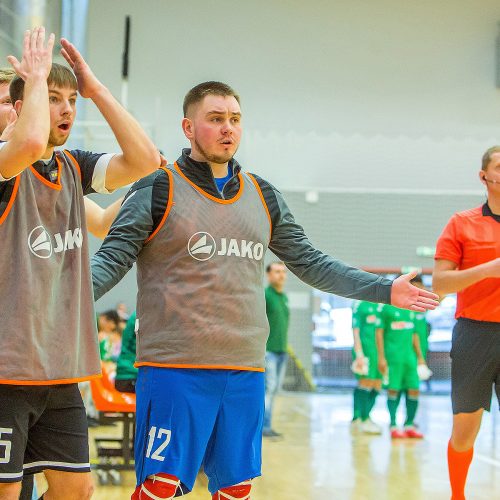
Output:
[435, 204, 500, 322]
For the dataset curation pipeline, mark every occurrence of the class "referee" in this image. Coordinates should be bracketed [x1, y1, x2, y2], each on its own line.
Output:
[433, 146, 500, 500]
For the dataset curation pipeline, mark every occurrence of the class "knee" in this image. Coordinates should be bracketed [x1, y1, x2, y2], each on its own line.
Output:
[53, 477, 94, 500]
[450, 431, 477, 451]
[213, 480, 252, 500]
[0, 482, 22, 500]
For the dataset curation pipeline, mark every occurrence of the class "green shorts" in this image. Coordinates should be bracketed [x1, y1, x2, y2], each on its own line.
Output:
[353, 345, 382, 381]
[386, 359, 419, 391]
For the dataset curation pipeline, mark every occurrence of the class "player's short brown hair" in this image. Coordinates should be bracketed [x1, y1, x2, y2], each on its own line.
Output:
[183, 81, 240, 117]
[0, 68, 16, 85]
[9, 63, 77, 103]
[481, 146, 500, 171]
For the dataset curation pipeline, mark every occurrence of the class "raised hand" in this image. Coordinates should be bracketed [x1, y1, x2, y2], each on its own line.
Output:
[7, 27, 54, 82]
[0, 109, 18, 141]
[391, 271, 439, 312]
[60, 38, 104, 99]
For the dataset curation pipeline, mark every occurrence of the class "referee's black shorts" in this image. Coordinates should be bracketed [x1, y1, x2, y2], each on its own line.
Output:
[451, 318, 500, 414]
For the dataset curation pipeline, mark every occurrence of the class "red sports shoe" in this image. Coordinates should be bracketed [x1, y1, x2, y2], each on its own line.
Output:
[390, 427, 406, 439]
[404, 427, 424, 439]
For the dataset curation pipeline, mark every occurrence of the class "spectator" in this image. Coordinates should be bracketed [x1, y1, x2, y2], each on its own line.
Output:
[115, 312, 138, 393]
[263, 262, 290, 438]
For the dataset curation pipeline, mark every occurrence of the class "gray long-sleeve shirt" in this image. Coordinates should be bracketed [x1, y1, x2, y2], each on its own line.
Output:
[92, 150, 393, 303]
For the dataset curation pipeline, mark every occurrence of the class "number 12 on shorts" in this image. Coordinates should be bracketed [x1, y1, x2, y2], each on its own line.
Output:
[146, 426, 172, 462]
[0, 428, 13, 464]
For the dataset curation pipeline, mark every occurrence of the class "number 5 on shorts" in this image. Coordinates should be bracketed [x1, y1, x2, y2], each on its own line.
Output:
[0, 428, 13, 464]
[146, 426, 171, 462]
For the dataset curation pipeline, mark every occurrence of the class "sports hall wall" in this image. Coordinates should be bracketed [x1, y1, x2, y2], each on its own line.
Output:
[3, 1, 498, 372]
[82, 0, 500, 372]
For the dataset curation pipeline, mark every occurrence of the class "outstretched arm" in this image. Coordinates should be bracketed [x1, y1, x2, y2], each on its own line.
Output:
[84, 196, 124, 239]
[60, 39, 160, 191]
[0, 27, 54, 179]
[252, 175, 438, 311]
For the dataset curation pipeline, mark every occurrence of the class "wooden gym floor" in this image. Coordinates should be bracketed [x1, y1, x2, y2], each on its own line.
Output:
[36, 391, 500, 499]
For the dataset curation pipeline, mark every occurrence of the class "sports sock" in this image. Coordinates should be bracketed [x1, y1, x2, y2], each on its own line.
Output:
[387, 391, 401, 427]
[131, 473, 180, 500]
[366, 389, 379, 416]
[448, 441, 473, 500]
[213, 480, 252, 500]
[359, 387, 371, 421]
[404, 395, 418, 427]
[352, 387, 362, 420]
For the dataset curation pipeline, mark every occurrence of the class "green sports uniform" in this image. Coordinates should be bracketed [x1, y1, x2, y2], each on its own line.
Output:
[413, 312, 428, 360]
[352, 301, 382, 380]
[379, 304, 419, 391]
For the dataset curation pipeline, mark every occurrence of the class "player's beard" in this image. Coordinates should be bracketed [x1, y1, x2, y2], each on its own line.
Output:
[194, 138, 238, 165]
[48, 129, 69, 147]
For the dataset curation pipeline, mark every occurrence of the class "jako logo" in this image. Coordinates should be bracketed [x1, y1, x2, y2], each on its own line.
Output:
[187, 232, 264, 262]
[28, 225, 83, 259]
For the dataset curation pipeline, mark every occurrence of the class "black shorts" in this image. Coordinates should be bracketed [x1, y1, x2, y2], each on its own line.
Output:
[450, 318, 500, 414]
[0, 383, 90, 483]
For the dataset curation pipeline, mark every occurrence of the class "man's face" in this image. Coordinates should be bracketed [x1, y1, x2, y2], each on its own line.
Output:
[47, 85, 77, 147]
[0, 83, 12, 134]
[267, 264, 287, 288]
[184, 94, 242, 164]
[482, 152, 500, 194]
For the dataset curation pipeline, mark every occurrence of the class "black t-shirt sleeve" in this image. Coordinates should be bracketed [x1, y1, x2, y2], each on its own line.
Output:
[67, 149, 109, 196]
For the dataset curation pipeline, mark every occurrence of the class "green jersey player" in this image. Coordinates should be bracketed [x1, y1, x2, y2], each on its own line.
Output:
[351, 301, 383, 434]
[376, 304, 425, 439]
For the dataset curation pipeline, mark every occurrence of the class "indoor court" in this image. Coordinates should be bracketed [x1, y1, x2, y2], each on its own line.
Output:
[0, 1, 499, 500]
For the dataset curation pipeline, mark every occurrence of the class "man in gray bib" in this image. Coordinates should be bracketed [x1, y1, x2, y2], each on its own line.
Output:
[0, 28, 161, 500]
[91, 81, 439, 500]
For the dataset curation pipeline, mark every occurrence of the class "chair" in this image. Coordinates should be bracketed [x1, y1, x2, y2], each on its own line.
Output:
[90, 362, 136, 484]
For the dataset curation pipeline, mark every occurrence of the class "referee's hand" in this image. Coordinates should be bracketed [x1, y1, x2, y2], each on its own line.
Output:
[390, 271, 439, 312]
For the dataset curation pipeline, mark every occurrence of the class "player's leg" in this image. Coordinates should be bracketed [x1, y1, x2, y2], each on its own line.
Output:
[448, 319, 499, 500]
[359, 345, 383, 434]
[212, 480, 252, 499]
[359, 379, 382, 434]
[204, 370, 264, 497]
[368, 379, 383, 416]
[0, 385, 38, 500]
[25, 385, 93, 500]
[133, 367, 221, 498]
[385, 361, 404, 437]
[402, 360, 423, 438]
[41, 471, 93, 500]
[0, 482, 22, 500]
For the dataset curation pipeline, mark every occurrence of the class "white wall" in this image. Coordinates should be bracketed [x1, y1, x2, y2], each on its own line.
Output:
[84, 0, 500, 191]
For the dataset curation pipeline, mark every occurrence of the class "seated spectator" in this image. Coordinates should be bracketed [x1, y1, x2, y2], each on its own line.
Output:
[97, 309, 121, 362]
[115, 312, 138, 393]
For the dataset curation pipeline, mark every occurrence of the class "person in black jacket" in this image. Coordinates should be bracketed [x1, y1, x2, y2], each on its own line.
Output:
[92, 81, 438, 500]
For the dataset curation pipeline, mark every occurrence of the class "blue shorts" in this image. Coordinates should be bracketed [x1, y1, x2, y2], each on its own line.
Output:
[135, 367, 264, 495]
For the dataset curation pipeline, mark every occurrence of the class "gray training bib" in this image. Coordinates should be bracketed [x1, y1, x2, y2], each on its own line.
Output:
[135, 164, 271, 370]
[0, 152, 100, 383]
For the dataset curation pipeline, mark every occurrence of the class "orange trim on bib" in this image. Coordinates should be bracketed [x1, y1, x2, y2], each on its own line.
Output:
[63, 150, 82, 180]
[247, 173, 272, 240]
[134, 362, 265, 372]
[29, 157, 62, 190]
[174, 162, 244, 204]
[0, 175, 20, 226]
[145, 167, 174, 244]
[0, 373, 102, 386]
